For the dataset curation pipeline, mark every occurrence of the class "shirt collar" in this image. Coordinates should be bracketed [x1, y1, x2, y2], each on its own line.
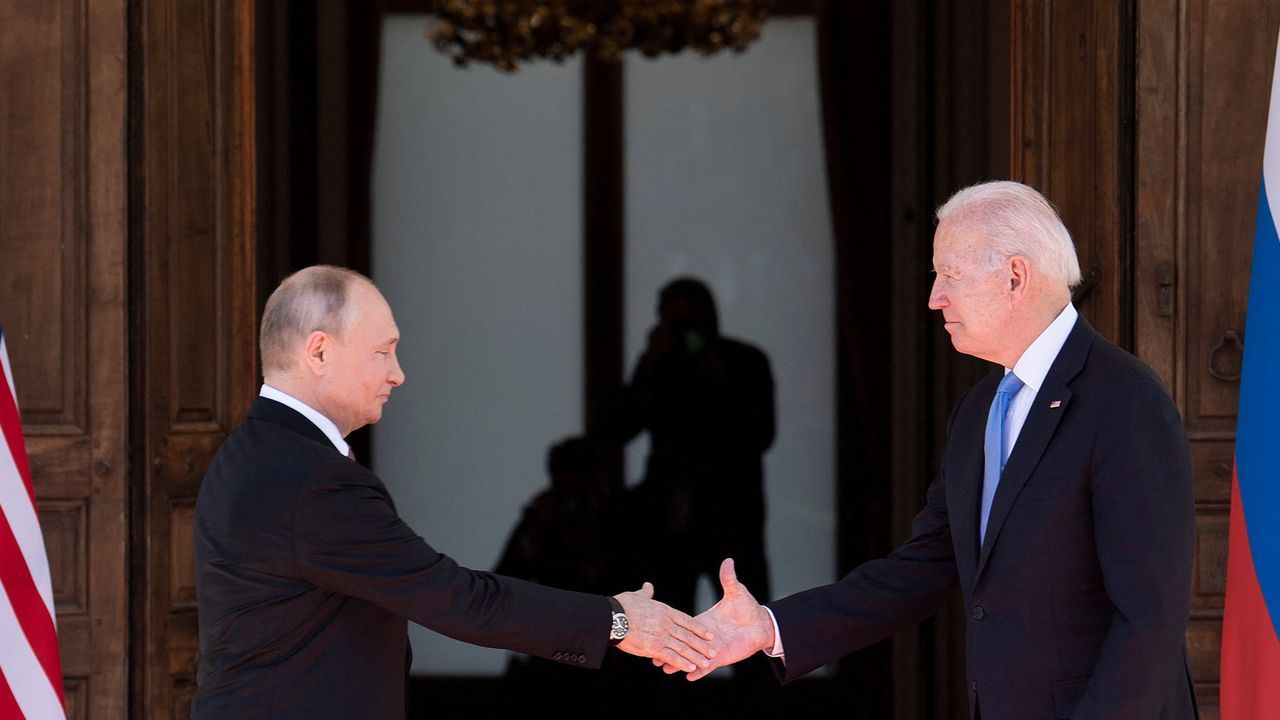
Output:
[259, 384, 350, 458]
[1009, 303, 1078, 392]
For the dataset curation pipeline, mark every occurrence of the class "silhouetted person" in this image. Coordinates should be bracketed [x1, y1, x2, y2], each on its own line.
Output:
[495, 436, 621, 595]
[611, 277, 775, 624]
[495, 436, 629, 704]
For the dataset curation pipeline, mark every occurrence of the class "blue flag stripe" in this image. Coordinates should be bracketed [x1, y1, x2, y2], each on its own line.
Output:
[1237, 180, 1280, 640]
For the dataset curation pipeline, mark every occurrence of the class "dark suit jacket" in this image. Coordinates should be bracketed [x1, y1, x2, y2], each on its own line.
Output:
[192, 397, 609, 719]
[770, 317, 1197, 720]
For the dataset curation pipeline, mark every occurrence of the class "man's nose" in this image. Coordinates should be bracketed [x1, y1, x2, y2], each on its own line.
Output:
[928, 278, 947, 310]
[389, 357, 405, 386]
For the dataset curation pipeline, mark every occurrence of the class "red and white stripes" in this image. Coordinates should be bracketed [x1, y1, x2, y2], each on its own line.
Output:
[0, 328, 66, 720]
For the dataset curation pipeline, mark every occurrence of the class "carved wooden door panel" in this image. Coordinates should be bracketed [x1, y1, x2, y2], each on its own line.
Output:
[0, 1, 129, 718]
[1136, 2, 1280, 718]
[132, 0, 258, 718]
[1010, 0, 1130, 345]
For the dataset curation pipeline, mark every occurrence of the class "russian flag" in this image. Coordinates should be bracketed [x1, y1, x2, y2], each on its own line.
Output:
[1220, 30, 1280, 719]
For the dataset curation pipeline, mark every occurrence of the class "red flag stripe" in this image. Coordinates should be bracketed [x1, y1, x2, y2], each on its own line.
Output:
[0, 362, 34, 509]
[0, 508, 64, 701]
[1221, 468, 1280, 718]
[0, 667, 27, 720]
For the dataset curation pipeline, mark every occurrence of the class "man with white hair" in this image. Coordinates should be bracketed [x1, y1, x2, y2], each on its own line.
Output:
[673, 181, 1198, 719]
[192, 266, 715, 719]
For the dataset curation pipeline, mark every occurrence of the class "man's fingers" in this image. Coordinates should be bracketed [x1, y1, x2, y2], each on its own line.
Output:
[670, 624, 716, 659]
[686, 663, 717, 682]
[656, 646, 699, 673]
[673, 610, 715, 642]
[655, 656, 718, 680]
[672, 636, 713, 668]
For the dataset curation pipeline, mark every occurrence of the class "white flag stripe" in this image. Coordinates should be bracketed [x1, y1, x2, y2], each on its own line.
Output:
[0, 439, 56, 619]
[1264, 36, 1280, 221]
[0, 328, 65, 720]
[0, 336, 13, 410]
[0, 579, 64, 720]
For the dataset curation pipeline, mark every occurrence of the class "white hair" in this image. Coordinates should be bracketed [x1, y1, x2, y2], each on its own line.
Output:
[936, 180, 1083, 289]
[259, 265, 372, 374]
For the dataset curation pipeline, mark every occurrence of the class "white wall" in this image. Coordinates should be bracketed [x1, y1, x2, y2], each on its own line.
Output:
[624, 17, 835, 617]
[372, 15, 833, 676]
[371, 15, 584, 675]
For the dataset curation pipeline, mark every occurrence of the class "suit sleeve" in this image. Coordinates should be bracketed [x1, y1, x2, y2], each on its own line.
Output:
[768, 465, 960, 681]
[290, 463, 611, 667]
[1071, 379, 1195, 718]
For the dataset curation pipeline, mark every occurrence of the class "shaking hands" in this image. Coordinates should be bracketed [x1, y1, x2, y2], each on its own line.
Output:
[612, 581, 717, 673]
[653, 558, 776, 680]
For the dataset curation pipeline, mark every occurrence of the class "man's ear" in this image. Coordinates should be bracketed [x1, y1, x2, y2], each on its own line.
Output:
[1008, 256, 1030, 298]
[303, 330, 330, 376]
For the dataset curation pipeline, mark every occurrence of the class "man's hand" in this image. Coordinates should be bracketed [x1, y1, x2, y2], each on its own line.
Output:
[614, 582, 716, 672]
[659, 558, 775, 681]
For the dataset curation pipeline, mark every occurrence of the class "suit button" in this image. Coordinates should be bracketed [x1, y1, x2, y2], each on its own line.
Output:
[577, 655, 586, 664]
[971, 681, 977, 692]
[972, 606, 985, 620]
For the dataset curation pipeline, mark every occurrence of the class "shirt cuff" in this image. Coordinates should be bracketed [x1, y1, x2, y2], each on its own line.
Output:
[763, 605, 785, 657]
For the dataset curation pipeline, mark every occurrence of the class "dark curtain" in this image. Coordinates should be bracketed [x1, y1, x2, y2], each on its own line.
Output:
[344, 2, 386, 278]
[817, 1, 895, 712]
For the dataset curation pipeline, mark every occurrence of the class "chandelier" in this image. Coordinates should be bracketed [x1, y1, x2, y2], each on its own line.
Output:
[429, 1, 773, 72]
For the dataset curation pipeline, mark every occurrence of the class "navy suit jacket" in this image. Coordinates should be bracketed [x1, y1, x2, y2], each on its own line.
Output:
[193, 397, 609, 719]
[770, 317, 1198, 719]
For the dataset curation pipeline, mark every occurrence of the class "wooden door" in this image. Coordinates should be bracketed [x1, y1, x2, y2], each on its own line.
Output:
[1013, 1, 1280, 717]
[1136, 2, 1280, 717]
[1010, 0, 1132, 344]
[0, 1, 129, 718]
[130, 0, 259, 718]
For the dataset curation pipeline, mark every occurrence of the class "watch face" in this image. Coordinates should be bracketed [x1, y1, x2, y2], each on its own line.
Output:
[611, 613, 629, 640]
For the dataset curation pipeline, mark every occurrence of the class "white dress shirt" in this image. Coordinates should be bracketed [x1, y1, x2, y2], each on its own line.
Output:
[259, 384, 351, 458]
[1003, 303, 1078, 460]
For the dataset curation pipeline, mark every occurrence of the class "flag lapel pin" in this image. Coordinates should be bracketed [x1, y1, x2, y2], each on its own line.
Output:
[1049, 400, 1062, 409]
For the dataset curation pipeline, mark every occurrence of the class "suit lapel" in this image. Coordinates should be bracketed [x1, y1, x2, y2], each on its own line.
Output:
[974, 317, 1095, 580]
[954, 372, 999, 582]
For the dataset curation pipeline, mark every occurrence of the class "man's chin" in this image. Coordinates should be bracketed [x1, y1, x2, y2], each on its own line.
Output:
[949, 338, 986, 361]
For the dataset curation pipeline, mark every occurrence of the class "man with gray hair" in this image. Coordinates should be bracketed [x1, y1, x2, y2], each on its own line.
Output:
[193, 266, 716, 719]
[669, 181, 1198, 719]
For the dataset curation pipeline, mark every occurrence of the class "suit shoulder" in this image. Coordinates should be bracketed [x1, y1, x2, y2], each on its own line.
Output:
[1080, 334, 1171, 398]
[202, 416, 360, 498]
[1071, 336, 1185, 437]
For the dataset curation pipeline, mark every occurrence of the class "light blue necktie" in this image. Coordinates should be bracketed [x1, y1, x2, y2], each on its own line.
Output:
[980, 371, 1024, 543]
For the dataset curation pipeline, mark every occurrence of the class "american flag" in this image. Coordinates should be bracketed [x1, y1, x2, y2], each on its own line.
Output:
[0, 324, 66, 719]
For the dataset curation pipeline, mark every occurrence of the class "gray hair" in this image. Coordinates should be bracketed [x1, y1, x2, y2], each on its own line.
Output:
[936, 180, 1083, 289]
[259, 265, 372, 373]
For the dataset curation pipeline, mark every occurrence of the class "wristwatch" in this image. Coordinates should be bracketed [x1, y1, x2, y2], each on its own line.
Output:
[607, 597, 629, 645]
